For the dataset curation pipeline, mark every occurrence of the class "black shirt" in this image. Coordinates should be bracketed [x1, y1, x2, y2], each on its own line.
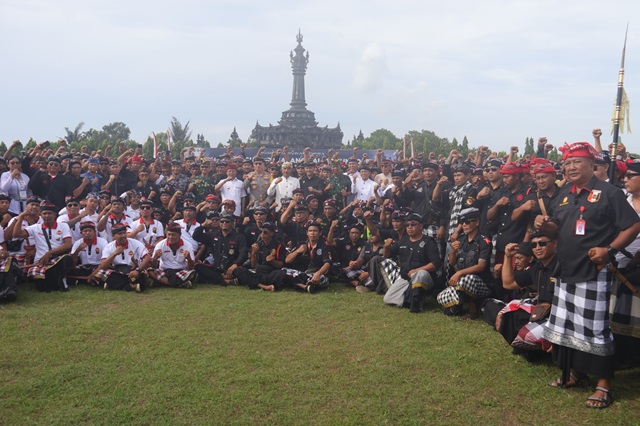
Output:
[495, 184, 531, 252]
[292, 240, 332, 273]
[551, 175, 639, 283]
[193, 228, 248, 271]
[334, 237, 365, 265]
[253, 238, 285, 275]
[388, 234, 441, 279]
[453, 232, 492, 281]
[514, 256, 558, 304]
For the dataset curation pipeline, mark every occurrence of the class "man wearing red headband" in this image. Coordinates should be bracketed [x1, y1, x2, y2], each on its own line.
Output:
[535, 141, 640, 409]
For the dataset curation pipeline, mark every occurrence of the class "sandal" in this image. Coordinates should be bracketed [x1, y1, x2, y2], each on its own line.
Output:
[585, 386, 614, 409]
[548, 372, 589, 388]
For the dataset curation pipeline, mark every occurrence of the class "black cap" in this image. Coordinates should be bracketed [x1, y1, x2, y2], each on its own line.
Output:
[459, 207, 480, 221]
[262, 222, 277, 232]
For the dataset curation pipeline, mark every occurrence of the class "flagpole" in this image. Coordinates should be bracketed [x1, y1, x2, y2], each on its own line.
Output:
[610, 24, 628, 181]
[151, 132, 158, 158]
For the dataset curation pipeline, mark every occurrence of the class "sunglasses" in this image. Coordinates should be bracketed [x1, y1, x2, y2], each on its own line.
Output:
[461, 219, 478, 225]
[531, 240, 552, 248]
[484, 167, 499, 172]
[261, 229, 271, 234]
[67, 203, 79, 207]
[219, 220, 232, 224]
[406, 222, 421, 227]
[254, 212, 266, 216]
[140, 206, 153, 210]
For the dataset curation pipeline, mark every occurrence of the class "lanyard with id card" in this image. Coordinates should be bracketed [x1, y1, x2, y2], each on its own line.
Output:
[575, 205, 586, 236]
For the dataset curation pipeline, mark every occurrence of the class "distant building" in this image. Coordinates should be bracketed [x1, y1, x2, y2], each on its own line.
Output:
[250, 31, 343, 149]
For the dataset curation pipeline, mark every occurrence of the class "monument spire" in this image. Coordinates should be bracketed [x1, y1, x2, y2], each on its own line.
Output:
[289, 29, 309, 110]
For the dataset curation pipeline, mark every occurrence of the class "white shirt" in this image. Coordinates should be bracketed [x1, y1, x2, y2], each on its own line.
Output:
[100, 214, 133, 243]
[219, 178, 246, 216]
[101, 238, 148, 267]
[0, 171, 31, 214]
[132, 218, 165, 246]
[125, 206, 141, 221]
[25, 222, 71, 263]
[267, 176, 300, 211]
[174, 219, 200, 252]
[6, 216, 43, 255]
[72, 236, 108, 266]
[353, 178, 376, 202]
[153, 238, 195, 270]
[57, 213, 83, 243]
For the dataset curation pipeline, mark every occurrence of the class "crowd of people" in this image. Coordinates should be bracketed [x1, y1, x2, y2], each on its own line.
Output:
[0, 130, 638, 410]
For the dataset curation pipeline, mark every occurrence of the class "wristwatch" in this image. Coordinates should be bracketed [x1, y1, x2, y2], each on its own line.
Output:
[607, 245, 619, 259]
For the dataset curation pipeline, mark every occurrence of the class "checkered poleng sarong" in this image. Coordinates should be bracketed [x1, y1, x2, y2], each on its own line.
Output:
[27, 255, 68, 279]
[448, 182, 473, 239]
[543, 269, 615, 357]
[153, 268, 193, 283]
[283, 268, 330, 288]
[379, 258, 401, 292]
[610, 273, 640, 339]
[436, 274, 492, 308]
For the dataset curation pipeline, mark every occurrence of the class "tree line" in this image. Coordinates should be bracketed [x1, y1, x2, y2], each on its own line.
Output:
[1, 119, 561, 162]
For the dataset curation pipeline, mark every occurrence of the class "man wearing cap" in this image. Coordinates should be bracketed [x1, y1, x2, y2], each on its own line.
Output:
[174, 203, 200, 253]
[242, 206, 271, 246]
[402, 162, 441, 236]
[28, 157, 64, 206]
[476, 159, 507, 238]
[316, 199, 339, 238]
[102, 161, 135, 200]
[267, 162, 300, 212]
[243, 157, 271, 209]
[300, 162, 325, 200]
[496, 229, 558, 358]
[5, 196, 42, 266]
[57, 196, 83, 243]
[534, 141, 640, 409]
[69, 221, 108, 285]
[65, 160, 91, 202]
[215, 164, 245, 217]
[12, 202, 74, 292]
[193, 212, 247, 286]
[148, 222, 196, 289]
[164, 160, 190, 194]
[434, 163, 478, 244]
[127, 198, 165, 251]
[196, 194, 221, 223]
[80, 157, 103, 194]
[94, 223, 151, 293]
[326, 221, 365, 288]
[381, 212, 441, 312]
[436, 207, 492, 319]
[284, 222, 332, 293]
[232, 222, 286, 292]
[97, 196, 133, 243]
[280, 198, 312, 248]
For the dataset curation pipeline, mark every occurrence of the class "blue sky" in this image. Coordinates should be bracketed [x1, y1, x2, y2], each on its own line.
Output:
[1, 0, 638, 152]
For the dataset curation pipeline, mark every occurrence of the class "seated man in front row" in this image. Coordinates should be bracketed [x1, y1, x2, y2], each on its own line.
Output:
[93, 223, 151, 293]
[436, 207, 492, 319]
[12, 201, 74, 292]
[381, 212, 441, 313]
[148, 222, 196, 289]
[284, 222, 332, 293]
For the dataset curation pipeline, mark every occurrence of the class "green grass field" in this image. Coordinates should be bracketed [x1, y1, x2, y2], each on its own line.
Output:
[1, 282, 639, 425]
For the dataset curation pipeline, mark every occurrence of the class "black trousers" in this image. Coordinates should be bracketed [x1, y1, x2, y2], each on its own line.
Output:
[35, 256, 74, 292]
[194, 263, 226, 285]
[233, 267, 286, 290]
